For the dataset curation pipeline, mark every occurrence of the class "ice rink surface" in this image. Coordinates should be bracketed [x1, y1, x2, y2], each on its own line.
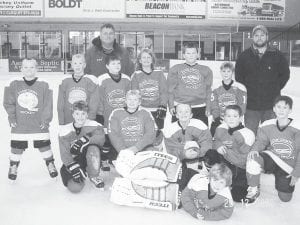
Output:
[0, 73, 300, 225]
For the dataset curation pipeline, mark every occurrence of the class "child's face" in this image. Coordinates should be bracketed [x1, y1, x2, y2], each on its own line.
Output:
[139, 52, 153, 68]
[176, 105, 193, 123]
[273, 101, 292, 120]
[21, 60, 37, 79]
[221, 68, 233, 82]
[126, 95, 141, 111]
[183, 48, 198, 64]
[72, 110, 88, 127]
[106, 60, 121, 74]
[72, 58, 86, 75]
[210, 177, 227, 193]
[224, 109, 241, 128]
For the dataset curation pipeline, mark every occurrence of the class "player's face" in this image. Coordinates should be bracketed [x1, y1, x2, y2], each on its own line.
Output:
[126, 95, 141, 111]
[224, 109, 241, 128]
[210, 177, 226, 193]
[21, 60, 37, 79]
[176, 105, 193, 123]
[253, 30, 268, 48]
[273, 101, 292, 119]
[100, 27, 115, 45]
[140, 52, 153, 68]
[183, 48, 198, 64]
[221, 68, 233, 83]
[72, 110, 88, 127]
[71, 58, 86, 75]
[106, 60, 121, 74]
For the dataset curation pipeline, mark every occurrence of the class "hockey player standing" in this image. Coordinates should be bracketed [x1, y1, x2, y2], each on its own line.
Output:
[212, 105, 255, 202]
[246, 95, 300, 203]
[131, 48, 168, 130]
[57, 54, 99, 125]
[109, 90, 182, 210]
[167, 42, 213, 125]
[3, 58, 58, 180]
[96, 54, 131, 170]
[59, 101, 105, 193]
[182, 163, 234, 221]
[210, 62, 247, 136]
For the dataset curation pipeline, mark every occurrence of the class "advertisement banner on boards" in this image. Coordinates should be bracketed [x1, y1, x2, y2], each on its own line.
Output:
[0, 0, 43, 17]
[207, 0, 285, 21]
[126, 0, 206, 19]
[9, 58, 63, 72]
[45, 0, 124, 18]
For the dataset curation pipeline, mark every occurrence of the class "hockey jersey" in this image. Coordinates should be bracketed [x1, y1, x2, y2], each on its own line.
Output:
[251, 119, 300, 177]
[59, 119, 105, 165]
[98, 73, 131, 128]
[211, 81, 247, 120]
[213, 123, 255, 169]
[167, 63, 213, 109]
[162, 118, 212, 160]
[57, 74, 99, 125]
[108, 107, 156, 153]
[3, 77, 52, 139]
[181, 174, 234, 221]
[131, 70, 168, 110]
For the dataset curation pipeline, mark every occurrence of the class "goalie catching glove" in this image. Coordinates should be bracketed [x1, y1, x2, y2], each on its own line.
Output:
[156, 105, 167, 119]
[67, 162, 85, 183]
[70, 136, 90, 155]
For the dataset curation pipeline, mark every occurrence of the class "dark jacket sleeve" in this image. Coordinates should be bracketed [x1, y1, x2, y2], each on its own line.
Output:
[235, 53, 245, 85]
[277, 51, 290, 90]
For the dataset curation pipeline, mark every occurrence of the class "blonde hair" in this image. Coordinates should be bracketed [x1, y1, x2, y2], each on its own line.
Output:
[126, 89, 141, 100]
[72, 54, 86, 63]
[209, 163, 232, 186]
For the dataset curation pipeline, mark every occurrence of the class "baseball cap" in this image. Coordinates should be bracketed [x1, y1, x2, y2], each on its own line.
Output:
[252, 25, 268, 35]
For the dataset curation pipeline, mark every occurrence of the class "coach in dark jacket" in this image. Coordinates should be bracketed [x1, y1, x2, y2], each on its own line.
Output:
[84, 23, 135, 77]
[235, 25, 290, 134]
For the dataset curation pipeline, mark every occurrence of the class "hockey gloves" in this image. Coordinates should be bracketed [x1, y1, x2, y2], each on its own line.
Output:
[67, 162, 85, 183]
[70, 136, 90, 155]
[156, 105, 167, 119]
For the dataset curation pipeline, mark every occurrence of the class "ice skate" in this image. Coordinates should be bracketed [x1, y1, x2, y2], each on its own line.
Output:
[8, 164, 18, 181]
[90, 176, 105, 190]
[243, 186, 260, 204]
[46, 160, 58, 178]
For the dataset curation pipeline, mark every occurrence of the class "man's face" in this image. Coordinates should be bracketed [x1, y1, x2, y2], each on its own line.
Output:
[273, 101, 292, 120]
[253, 30, 268, 48]
[71, 58, 86, 75]
[100, 27, 115, 45]
[72, 110, 88, 127]
[224, 109, 241, 128]
[183, 48, 198, 64]
[21, 60, 37, 79]
[106, 60, 121, 74]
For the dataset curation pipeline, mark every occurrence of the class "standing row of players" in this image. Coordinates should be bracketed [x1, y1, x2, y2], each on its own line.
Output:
[3, 45, 299, 220]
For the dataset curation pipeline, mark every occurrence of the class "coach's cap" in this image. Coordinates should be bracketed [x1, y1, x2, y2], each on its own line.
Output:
[252, 25, 268, 35]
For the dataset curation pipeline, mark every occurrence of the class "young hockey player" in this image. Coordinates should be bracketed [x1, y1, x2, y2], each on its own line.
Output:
[59, 101, 105, 193]
[181, 163, 234, 220]
[167, 42, 213, 125]
[246, 95, 300, 203]
[212, 105, 255, 202]
[131, 48, 168, 130]
[57, 54, 98, 125]
[210, 62, 247, 136]
[3, 58, 58, 180]
[96, 54, 131, 170]
[110, 90, 182, 211]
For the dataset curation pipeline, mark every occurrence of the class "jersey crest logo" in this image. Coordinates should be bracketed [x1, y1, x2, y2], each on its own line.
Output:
[271, 138, 295, 159]
[17, 89, 39, 112]
[107, 89, 126, 108]
[68, 88, 87, 104]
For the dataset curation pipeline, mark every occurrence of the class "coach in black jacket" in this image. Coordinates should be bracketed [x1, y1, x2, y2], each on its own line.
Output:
[235, 25, 290, 134]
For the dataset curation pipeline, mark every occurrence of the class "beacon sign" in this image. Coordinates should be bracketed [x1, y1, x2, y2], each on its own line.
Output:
[48, 0, 82, 8]
[45, 0, 124, 18]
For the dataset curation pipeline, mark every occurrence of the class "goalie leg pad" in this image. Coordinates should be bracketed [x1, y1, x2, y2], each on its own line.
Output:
[115, 150, 136, 178]
[132, 151, 182, 182]
[110, 177, 179, 211]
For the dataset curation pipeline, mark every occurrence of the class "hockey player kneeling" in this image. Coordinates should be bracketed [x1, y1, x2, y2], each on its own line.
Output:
[59, 101, 105, 193]
[109, 90, 182, 210]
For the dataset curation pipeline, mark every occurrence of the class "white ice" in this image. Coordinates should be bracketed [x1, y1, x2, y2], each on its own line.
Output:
[1, 65, 300, 225]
